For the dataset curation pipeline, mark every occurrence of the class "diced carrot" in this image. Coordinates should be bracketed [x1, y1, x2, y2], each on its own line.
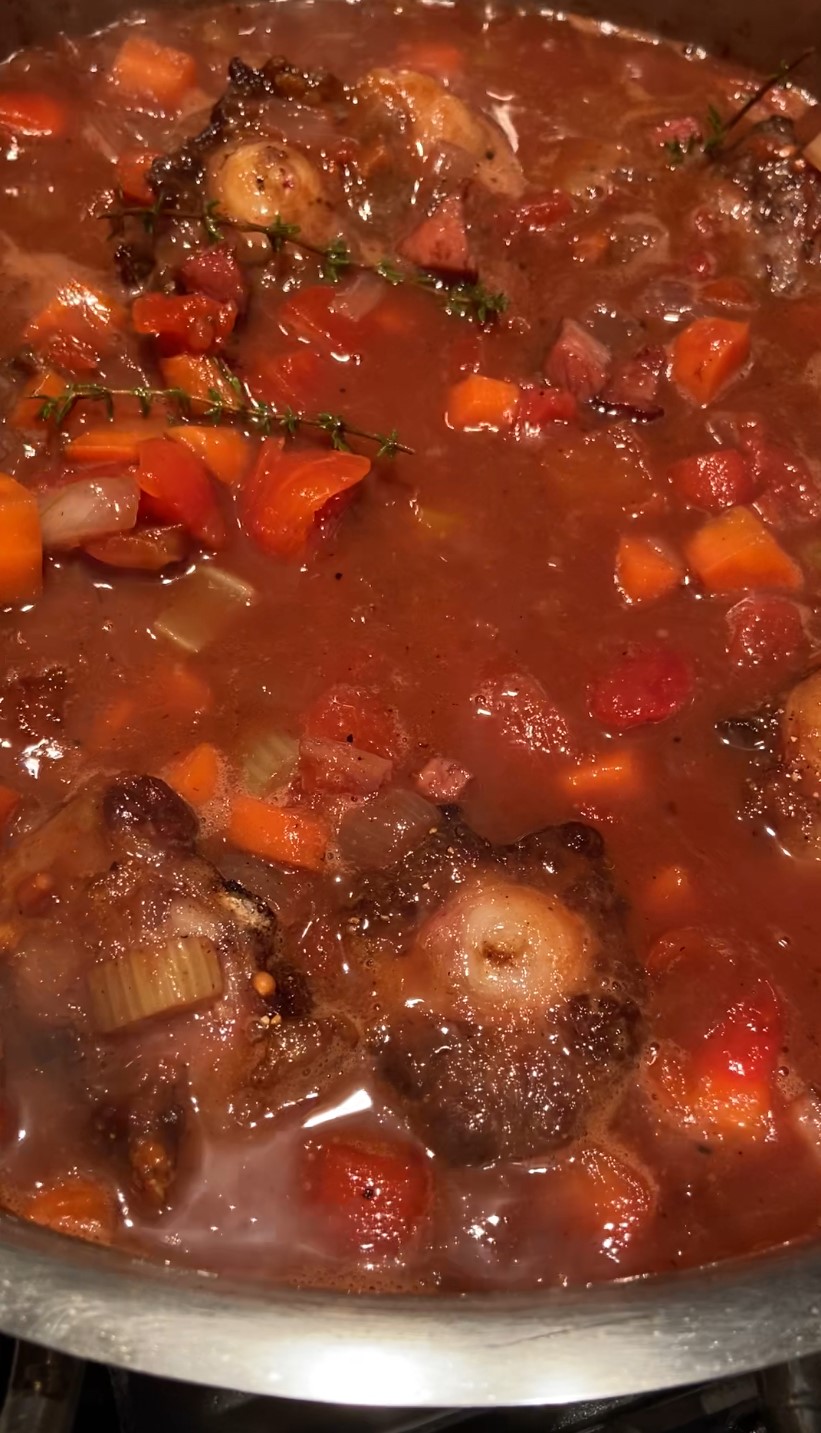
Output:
[562, 749, 644, 799]
[168, 426, 253, 486]
[131, 292, 236, 353]
[0, 91, 69, 138]
[572, 229, 610, 263]
[65, 422, 164, 466]
[9, 369, 65, 429]
[110, 34, 197, 110]
[641, 864, 695, 924]
[25, 281, 126, 376]
[162, 661, 213, 718]
[23, 1176, 116, 1244]
[685, 506, 802, 593]
[164, 742, 221, 807]
[615, 533, 685, 604]
[114, 149, 158, 204]
[228, 793, 329, 872]
[243, 447, 370, 558]
[90, 693, 136, 749]
[0, 787, 21, 831]
[446, 374, 520, 432]
[159, 354, 238, 413]
[671, 317, 751, 405]
[0, 474, 42, 606]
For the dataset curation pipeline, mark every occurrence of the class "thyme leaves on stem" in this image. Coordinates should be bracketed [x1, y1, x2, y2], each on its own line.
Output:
[103, 197, 509, 324]
[36, 377, 411, 459]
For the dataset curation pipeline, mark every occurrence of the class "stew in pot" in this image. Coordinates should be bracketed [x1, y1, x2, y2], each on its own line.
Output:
[2, 0, 821, 1292]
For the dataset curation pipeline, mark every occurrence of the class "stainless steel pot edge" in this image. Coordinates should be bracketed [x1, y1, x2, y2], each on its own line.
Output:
[0, 1217, 819, 1405]
[3, 0, 821, 1406]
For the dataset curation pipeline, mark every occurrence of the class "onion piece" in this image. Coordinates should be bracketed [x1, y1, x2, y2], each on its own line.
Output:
[300, 737, 392, 795]
[154, 565, 257, 653]
[804, 132, 821, 172]
[331, 273, 384, 322]
[38, 476, 139, 551]
[338, 787, 440, 871]
[242, 729, 299, 796]
[84, 525, 189, 572]
[88, 935, 223, 1033]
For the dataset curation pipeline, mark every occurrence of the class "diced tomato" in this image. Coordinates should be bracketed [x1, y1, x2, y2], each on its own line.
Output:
[399, 195, 474, 276]
[114, 149, 158, 204]
[0, 91, 69, 138]
[24, 281, 125, 376]
[279, 284, 361, 356]
[472, 668, 573, 757]
[725, 594, 806, 669]
[689, 985, 783, 1135]
[243, 347, 326, 409]
[669, 449, 754, 512]
[131, 292, 236, 353]
[515, 384, 578, 433]
[180, 244, 247, 313]
[299, 737, 392, 795]
[590, 645, 693, 731]
[304, 1137, 432, 1252]
[700, 276, 754, 308]
[303, 683, 409, 762]
[544, 319, 611, 401]
[23, 1176, 117, 1243]
[510, 191, 575, 233]
[554, 1145, 655, 1254]
[414, 755, 472, 803]
[746, 438, 821, 529]
[243, 445, 369, 558]
[137, 437, 225, 548]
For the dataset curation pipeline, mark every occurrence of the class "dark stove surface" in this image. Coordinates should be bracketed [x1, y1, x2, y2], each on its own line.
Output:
[0, 1337, 815, 1433]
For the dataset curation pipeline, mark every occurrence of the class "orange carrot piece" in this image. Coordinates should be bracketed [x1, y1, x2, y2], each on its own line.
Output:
[394, 41, 465, 77]
[0, 787, 21, 831]
[160, 354, 237, 413]
[0, 474, 42, 606]
[114, 148, 158, 204]
[700, 277, 754, 309]
[9, 369, 65, 429]
[446, 374, 520, 432]
[164, 742, 221, 807]
[24, 282, 126, 375]
[90, 694, 136, 749]
[168, 426, 253, 486]
[65, 423, 164, 466]
[563, 749, 644, 799]
[0, 91, 69, 138]
[244, 448, 370, 558]
[685, 506, 802, 593]
[228, 794, 329, 872]
[615, 534, 685, 604]
[641, 864, 695, 924]
[110, 34, 197, 109]
[671, 317, 751, 405]
[162, 661, 213, 718]
[23, 1176, 116, 1244]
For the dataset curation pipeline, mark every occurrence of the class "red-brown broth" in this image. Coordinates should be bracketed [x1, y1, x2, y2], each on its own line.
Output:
[1, 0, 821, 1291]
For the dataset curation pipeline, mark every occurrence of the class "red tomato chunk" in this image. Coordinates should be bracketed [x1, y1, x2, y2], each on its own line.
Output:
[590, 646, 694, 731]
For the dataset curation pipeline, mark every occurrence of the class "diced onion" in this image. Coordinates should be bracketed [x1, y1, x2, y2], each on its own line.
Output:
[300, 737, 392, 795]
[88, 935, 223, 1033]
[331, 273, 384, 322]
[338, 787, 440, 870]
[154, 565, 257, 653]
[242, 729, 299, 796]
[39, 476, 139, 551]
[804, 133, 821, 172]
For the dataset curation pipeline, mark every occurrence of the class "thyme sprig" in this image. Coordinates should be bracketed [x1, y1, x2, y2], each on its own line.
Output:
[663, 47, 815, 165]
[103, 197, 508, 324]
[36, 375, 411, 458]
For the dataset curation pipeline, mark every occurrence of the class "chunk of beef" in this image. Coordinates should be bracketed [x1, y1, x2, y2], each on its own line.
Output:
[745, 671, 821, 858]
[596, 346, 666, 422]
[95, 1073, 185, 1212]
[378, 995, 641, 1164]
[544, 319, 611, 402]
[354, 809, 642, 1163]
[716, 117, 821, 293]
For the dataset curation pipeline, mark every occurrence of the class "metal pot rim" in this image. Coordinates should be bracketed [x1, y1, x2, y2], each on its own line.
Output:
[0, 1213, 819, 1405]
